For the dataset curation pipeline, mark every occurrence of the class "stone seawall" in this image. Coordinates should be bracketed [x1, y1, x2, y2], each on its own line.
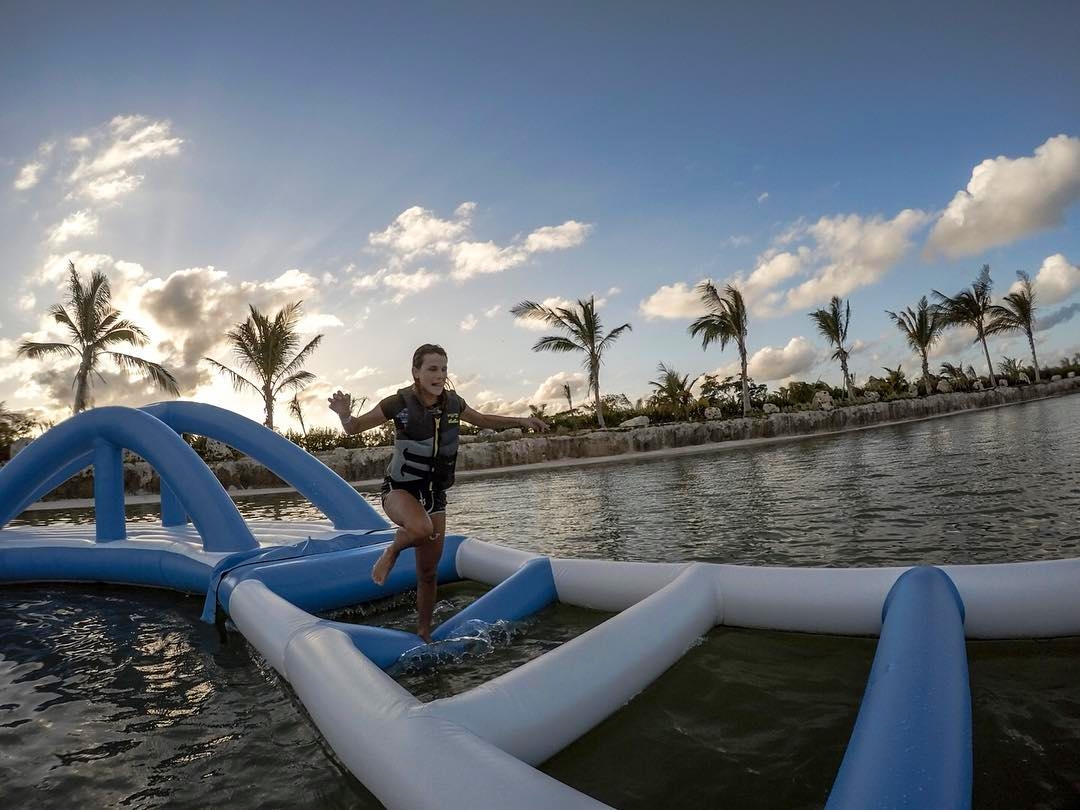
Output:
[38, 376, 1080, 500]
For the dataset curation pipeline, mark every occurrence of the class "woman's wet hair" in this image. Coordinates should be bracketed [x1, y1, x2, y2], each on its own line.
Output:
[412, 344, 448, 370]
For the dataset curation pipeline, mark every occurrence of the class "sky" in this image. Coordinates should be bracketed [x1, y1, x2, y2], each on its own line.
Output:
[2, 1, 1079, 431]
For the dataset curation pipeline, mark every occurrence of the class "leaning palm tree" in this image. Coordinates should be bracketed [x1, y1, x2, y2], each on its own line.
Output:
[204, 301, 323, 430]
[808, 296, 855, 400]
[561, 383, 573, 413]
[933, 265, 997, 385]
[511, 296, 631, 428]
[688, 282, 751, 416]
[885, 296, 944, 396]
[17, 261, 179, 413]
[988, 270, 1041, 382]
[648, 363, 694, 420]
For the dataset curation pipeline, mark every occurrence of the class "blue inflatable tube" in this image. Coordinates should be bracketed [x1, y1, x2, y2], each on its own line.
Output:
[142, 402, 388, 531]
[826, 566, 972, 810]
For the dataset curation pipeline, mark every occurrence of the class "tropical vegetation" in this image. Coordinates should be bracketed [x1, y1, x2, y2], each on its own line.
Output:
[510, 296, 632, 428]
[933, 265, 998, 385]
[203, 301, 323, 430]
[808, 296, 856, 400]
[988, 270, 1041, 382]
[16, 261, 179, 413]
[688, 282, 751, 416]
[885, 296, 944, 396]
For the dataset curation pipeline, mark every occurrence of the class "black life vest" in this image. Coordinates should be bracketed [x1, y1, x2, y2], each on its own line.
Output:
[385, 387, 461, 488]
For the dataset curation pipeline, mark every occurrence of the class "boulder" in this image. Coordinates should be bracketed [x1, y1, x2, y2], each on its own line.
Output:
[907, 384, 920, 397]
[1069, 371, 1076, 378]
[863, 391, 880, 403]
[936, 379, 953, 394]
[1051, 374, 1062, 382]
[497, 428, 524, 440]
[997, 378, 1009, 387]
[811, 391, 834, 410]
[704, 407, 723, 420]
[204, 437, 234, 460]
[763, 403, 780, 414]
[619, 415, 650, 428]
[972, 380, 983, 391]
[478, 428, 497, 437]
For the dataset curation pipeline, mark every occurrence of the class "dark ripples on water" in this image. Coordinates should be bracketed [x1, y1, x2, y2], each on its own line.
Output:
[3, 395, 1080, 808]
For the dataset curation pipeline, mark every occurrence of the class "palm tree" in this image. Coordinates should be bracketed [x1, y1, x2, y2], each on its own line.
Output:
[885, 296, 944, 396]
[933, 265, 997, 385]
[648, 363, 694, 420]
[939, 361, 979, 392]
[510, 296, 631, 428]
[17, 261, 179, 413]
[288, 394, 307, 436]
[562, 383, 573, 412]
[988, 270, 1041, 382]
[204, 301, 323, 430]
[808, 296, 855, 400]
[688, 282, 751, 416]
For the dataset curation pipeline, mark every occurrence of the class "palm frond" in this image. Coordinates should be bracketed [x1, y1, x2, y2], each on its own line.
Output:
[202, 357, 261, 396]
[16, 341, 80, 360]
[108, 352, 181, 396]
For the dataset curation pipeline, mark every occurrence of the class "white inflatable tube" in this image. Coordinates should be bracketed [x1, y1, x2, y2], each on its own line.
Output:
[455, 538, 540, 583]
[942, 558, 1080, 638]
[427, 563, 719, 764]
[550, 556, 687, 611]
[228, 578, 609, 810]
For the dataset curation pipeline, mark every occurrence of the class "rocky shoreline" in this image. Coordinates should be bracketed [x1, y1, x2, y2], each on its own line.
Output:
[33, 376, 1080, 502]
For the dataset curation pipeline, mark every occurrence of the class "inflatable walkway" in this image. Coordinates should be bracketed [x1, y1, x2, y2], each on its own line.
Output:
[2, 403, 1078, 808]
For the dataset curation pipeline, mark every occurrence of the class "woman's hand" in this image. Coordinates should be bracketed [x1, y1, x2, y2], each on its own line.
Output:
[328, 390, 352, 417]
[520, 416, 550, 433]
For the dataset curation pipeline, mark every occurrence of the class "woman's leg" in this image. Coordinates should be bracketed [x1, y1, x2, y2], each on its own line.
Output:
[373, 489, 434, 586]
[414, 512, 446, 643]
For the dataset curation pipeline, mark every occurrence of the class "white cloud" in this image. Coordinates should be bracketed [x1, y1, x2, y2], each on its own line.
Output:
[69, 115, 183, 185]
[296, 312, 345, 333]
[757, 192, 769, 203]
[382, 269, 440, 303]
[746, 337, 819, 381]
[725, 234, 751, 247]
[450, 240, 527, 280]
[69, 135, 91, 152]
[18, 294, 35, 311]
[781, 209, 929, 311]
[363, 204, 592, 294]
[1014, 253, 1080, 306]
[348, 366, 380, 380]
[639, 282, 704, 320]
[81, 169, 144, 201]
[522, 220, 592, 252]
[460, 314, 478, 331]
[47, 210, 99, 245]
[646, 209, 926, 323]
[926, 134, 1080, 258]
[484, 303, 502, 318]
[368, 205, 472, 262]
[13, 161, 43, 190]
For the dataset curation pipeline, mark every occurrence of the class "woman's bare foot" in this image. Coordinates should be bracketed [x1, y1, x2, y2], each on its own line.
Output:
[371, 546, 398, 586]
[418, 629, 433, 644]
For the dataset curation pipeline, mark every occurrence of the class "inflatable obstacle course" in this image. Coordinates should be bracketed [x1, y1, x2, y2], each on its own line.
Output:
[4, 402, 1078, 808]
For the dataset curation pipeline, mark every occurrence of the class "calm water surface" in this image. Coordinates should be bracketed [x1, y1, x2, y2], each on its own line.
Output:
[2, 395, 1080, 808]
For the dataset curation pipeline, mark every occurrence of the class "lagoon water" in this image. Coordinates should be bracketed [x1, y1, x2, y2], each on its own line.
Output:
[2, 394, 1079, 808]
